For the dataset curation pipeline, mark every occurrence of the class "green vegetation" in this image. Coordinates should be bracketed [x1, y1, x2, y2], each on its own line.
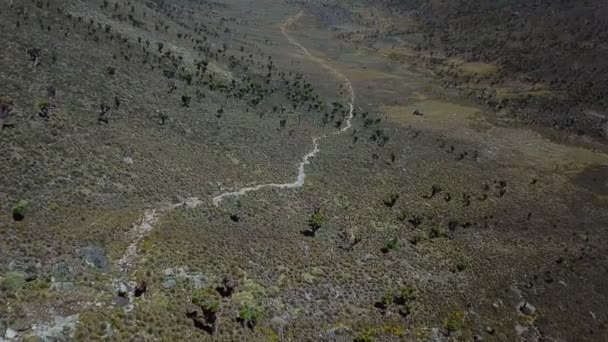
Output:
[304, 209, 325, 236]
[354, 327, 376, 342]
[0, 0, 605, 340]
[381, 237, 399, 253]
[0, 271, 26, 293]
[382, 291, 393, 306]
[443, 310, 464, 335]
[238, 304, 262, 329]
[12, 199, 29, 221]
[397, 285, 417, 303]
[191, 288, 220, 313]
[36, 99, 51, 118]
[383, 192, 399, 207]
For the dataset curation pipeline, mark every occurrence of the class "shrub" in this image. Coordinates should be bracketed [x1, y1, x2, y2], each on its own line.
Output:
[443, 310, 464, 335]
[238, 304, 262, 329]
[303, 209, 325, 237]
[1, 96, 14, 129]
[0, 272, 26, 292]
[354, 327, 377, 342]
[12, 200, 29, 221]
[188, 287, 220, 334]
[191, 288, 220, 313]
[309, 210, 324, 229]
[383, 192, 399, 207]
[397, 285, 417, 304]
[181, 95, 191, 107]
[381, 237, 399, 253]
[36, 99, 51, 118]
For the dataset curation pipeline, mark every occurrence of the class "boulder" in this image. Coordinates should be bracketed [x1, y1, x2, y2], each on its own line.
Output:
[78, 246, 108, 270]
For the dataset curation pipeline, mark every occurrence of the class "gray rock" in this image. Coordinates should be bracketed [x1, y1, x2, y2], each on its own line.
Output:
[163, 268, 174, 276]
[518, 301, 536, 316]
[123, 157, 133, 165]
[117, 283, 128, 297]
[78, 246, 108, 270]
[31, 315, 79, 341]
[5, 327, 17, 339]
[11, 318, 31, 332]
[270, 316, 288, 340]
[51, 262, 73, 278]
[8, 260, 39, 281]
[52, 281, 75, 291]
[430, 327, 448, 342]
[161, 278, 177, 289]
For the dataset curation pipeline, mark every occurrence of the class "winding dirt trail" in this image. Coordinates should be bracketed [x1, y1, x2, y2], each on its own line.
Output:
[115, 11, 355, 281]
[212, 11, 356, 206]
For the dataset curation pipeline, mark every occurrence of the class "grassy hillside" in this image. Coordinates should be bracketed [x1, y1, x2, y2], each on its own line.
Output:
[1, 0, 607, 341]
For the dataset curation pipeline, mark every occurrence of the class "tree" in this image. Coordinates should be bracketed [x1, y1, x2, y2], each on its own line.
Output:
[302, 209, 325, 237]
[36, 99, 52, 118]
[0, 96, 14, 130]
[98, 102, 111, 124]
[181, 95, 191, 107]
[167, 80, 177, 93]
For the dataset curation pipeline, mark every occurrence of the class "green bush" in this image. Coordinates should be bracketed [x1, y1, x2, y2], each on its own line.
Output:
[398, 285, 417, 303]
[443, 310, 464, 334]
[191, 288, 220, 313]
[383, 192, 399, 207]
[309, 210, 324, 229]
[238, 304, 262, 329]
[381, 237, 399, 253]
[12, 200, 29, 221]
[0, 272, 26, 292]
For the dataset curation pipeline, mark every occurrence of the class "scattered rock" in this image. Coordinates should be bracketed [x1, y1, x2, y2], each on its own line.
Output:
[51, 262, 74, 279]
[515, 324, 528, 336]
[518, 301, 536, 316]
[8, 260, 39, 282]
[5, 328, 17, 339]
[486, 326, 495, 335]
[123, 157, 133, 165]
[31, 315, 79, 341]
[117, 283, 128, 297]
[164, 268, 174, 276]
[413, 109, 424, 116]
[115, 295, 130, 307]
[430, 327, 448, 342]
[162, 278, 177, 289]
[492, 300, 503, 310]
[270, 315, 288, 332]
[51, 281, 75, 291]
[78, 246, 108, 270]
